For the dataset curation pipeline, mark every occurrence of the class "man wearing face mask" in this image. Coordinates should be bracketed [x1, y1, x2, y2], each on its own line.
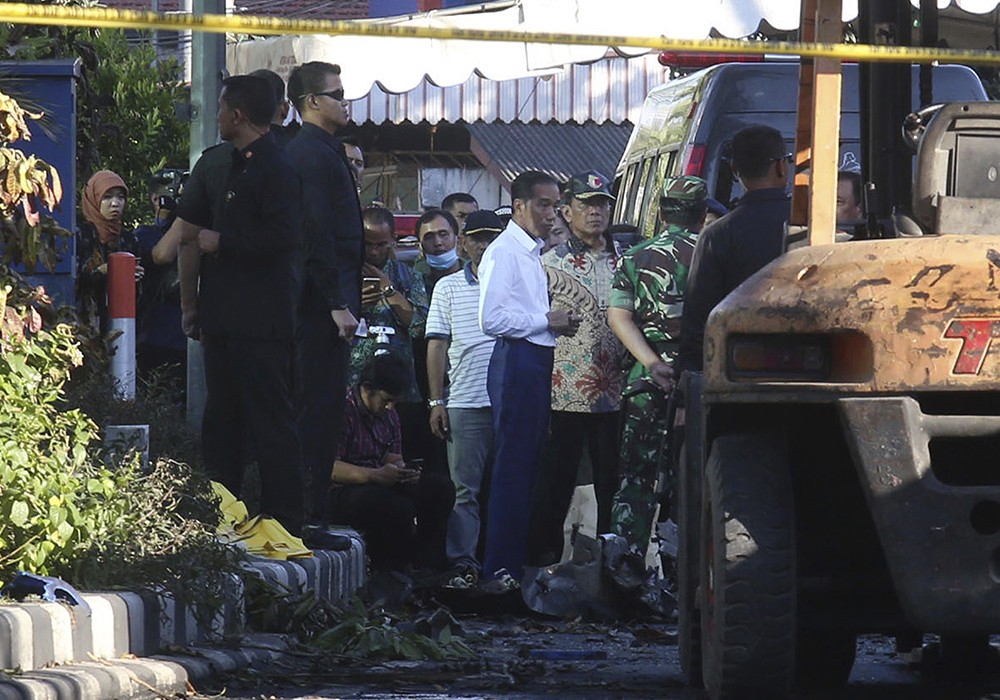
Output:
[410, 209, 463, 475]
[412, 208, 463, 300]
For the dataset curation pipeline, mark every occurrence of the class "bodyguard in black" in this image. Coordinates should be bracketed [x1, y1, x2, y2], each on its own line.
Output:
[176, 74, 305, 535]
[677, 125, 792, 375]
[285, 61, 365, 523]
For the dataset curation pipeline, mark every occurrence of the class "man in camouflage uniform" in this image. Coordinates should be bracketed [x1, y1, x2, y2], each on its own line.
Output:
[607, 175, 709, 560]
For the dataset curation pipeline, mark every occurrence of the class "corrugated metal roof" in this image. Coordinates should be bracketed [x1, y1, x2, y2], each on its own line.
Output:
[105, 0, 370, 20]
[466, 121, 633, 185]
[350, 53, 666, 126]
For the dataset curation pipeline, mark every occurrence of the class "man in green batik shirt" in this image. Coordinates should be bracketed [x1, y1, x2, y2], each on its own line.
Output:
[606, 175, 709, 562]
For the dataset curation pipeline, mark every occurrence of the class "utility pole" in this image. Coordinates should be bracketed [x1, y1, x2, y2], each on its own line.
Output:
[186, 0, 225, 431]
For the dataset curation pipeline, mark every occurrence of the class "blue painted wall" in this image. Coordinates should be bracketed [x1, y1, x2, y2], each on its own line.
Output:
[0, 59, 80, 305]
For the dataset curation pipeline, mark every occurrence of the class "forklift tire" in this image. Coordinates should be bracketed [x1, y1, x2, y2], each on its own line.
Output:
[677, 441, 702, 686]
[700, 433, 796, 700]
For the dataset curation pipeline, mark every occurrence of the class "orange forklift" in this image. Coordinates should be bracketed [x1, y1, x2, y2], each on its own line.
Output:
[675, 0, 1000, 697]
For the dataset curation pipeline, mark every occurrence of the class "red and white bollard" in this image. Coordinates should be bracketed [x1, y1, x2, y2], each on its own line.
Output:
[107, 252, 136, 400]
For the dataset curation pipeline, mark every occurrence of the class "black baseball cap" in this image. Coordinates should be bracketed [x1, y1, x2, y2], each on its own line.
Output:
[463, 209, 504, 237]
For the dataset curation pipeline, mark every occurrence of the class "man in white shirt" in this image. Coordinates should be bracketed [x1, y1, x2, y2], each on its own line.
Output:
[478, 171, 582, 584]
[425, 210, 503, 588]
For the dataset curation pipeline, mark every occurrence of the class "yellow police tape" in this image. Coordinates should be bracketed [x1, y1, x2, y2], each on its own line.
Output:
[1, 2, 1000, 66]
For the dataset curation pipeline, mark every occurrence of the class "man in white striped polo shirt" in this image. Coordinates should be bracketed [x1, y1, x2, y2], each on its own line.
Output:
[425, 210, 503, 588]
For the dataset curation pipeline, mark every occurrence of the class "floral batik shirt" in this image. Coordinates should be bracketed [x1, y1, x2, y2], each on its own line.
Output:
[542, 233, 624, 413]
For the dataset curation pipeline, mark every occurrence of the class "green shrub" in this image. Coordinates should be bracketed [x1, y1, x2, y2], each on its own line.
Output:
[0, 279, 241, 606]
[0, 283, 132, 577]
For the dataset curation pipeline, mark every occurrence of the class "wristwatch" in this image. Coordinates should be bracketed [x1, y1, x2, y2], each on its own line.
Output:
[428, 399, 446, 408]
[382, 284, 396, 300]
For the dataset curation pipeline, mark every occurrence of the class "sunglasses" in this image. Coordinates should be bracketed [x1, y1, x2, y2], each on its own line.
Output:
[303, 88, 345, 102]
[771, 153, 794, 163]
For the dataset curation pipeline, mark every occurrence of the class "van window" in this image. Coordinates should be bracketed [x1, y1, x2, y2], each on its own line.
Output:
[638, 152, 676, 239]
[631, 159, 653, 225]
[617, 163, 640, 225]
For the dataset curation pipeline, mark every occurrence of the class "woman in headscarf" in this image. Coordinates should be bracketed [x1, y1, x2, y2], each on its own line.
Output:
[76, 170, 136, 332]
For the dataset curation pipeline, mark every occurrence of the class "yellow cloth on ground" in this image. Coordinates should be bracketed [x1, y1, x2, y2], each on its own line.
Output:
[211, 481, 312, 560]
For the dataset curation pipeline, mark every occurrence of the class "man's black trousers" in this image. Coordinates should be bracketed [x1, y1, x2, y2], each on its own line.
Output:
[201, 333, 303, 534]
[296, 311, 351, 523]
[328, 472, 455, 572]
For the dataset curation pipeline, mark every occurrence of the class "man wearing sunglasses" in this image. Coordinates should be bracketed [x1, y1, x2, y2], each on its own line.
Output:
[286, 61, 366, 526]
[677, 124, 792, 375]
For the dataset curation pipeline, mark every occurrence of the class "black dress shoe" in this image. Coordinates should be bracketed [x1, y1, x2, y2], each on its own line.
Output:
[303, 525, 353, 551]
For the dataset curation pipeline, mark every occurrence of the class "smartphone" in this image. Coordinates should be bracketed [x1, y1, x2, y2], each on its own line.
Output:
[362, 277, 381, 295]
[406, 458, 424, 472]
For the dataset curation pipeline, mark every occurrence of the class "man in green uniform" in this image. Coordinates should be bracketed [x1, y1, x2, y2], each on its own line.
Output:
[607, 175, 709, 564]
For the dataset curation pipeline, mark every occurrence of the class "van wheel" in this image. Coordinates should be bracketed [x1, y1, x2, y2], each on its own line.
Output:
[700, 434, 796, 700]
[677, 441, 702, 686]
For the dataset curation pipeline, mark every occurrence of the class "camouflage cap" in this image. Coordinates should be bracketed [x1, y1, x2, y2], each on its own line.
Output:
[660, 175, 709, 210]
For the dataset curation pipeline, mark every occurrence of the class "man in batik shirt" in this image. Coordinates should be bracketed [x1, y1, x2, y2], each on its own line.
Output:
[607, 175, 709, 562]
[529, 171, 624, 566]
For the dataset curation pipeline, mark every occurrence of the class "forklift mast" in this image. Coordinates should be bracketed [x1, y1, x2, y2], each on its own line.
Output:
[857, 0, 936, 237]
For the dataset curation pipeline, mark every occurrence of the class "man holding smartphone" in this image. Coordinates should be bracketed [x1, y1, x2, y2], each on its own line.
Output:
[286, 61, 365, 526]
[330, 354, 454, 578]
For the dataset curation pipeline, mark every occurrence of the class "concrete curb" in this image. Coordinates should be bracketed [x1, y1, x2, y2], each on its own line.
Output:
[0, 633, 294, 700]
[0, 531, 366, 700]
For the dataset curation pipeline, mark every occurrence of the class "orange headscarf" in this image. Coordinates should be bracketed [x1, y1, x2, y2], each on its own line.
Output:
[82, 170, 128, 244]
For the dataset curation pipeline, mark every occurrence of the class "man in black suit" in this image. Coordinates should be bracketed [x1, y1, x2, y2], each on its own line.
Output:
[176, 74, 304, 534]
[285, 61, 366, 523]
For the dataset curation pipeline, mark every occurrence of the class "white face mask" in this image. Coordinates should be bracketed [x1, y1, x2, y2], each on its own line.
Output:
[425, 248, 459, 270]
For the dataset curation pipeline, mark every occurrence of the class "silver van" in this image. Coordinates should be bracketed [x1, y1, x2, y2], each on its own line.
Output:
[613, 61, 989, 239]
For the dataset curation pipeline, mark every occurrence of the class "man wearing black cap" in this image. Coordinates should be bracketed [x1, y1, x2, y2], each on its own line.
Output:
[425, 210, 503, 588]
[608, 175, 709, 569]
[677, 124, 791, 375]
[528, 170, 624, 566]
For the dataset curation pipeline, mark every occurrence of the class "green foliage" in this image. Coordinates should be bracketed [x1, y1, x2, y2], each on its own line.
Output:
[66, 361, 201, 470]
[0, 5, 190, 230]
[85, 29, 189, 230]
[0, 273, 241, 608]
[245, 579, 475, 662]
[0, 281, 129, 576]
[313, 597, 475, 661]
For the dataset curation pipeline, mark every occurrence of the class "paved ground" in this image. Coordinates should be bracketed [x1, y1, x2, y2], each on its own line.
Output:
[192, 616, 1000, 700]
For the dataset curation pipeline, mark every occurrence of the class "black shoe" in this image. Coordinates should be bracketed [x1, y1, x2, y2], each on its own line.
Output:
[302, 524, 352, 551]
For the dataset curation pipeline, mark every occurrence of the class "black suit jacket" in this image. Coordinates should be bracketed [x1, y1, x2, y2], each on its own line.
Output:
[285, 123, 365, 320]
[185, 132, 303, 340]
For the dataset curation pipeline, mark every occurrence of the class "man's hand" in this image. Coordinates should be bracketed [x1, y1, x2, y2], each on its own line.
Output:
[198, 229, 221, 254]
[361, 262, 392, 308]
[648, 360, 675, 393]
[369, 462, 419, 485]
[331, 308, 359, 339]
[429, 405, 450, 440]
[547, 308, 582, 337]
[181, 307, 200, 340]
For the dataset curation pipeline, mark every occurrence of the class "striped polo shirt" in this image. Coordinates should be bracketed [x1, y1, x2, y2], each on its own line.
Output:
[425, 263, 495, 409]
